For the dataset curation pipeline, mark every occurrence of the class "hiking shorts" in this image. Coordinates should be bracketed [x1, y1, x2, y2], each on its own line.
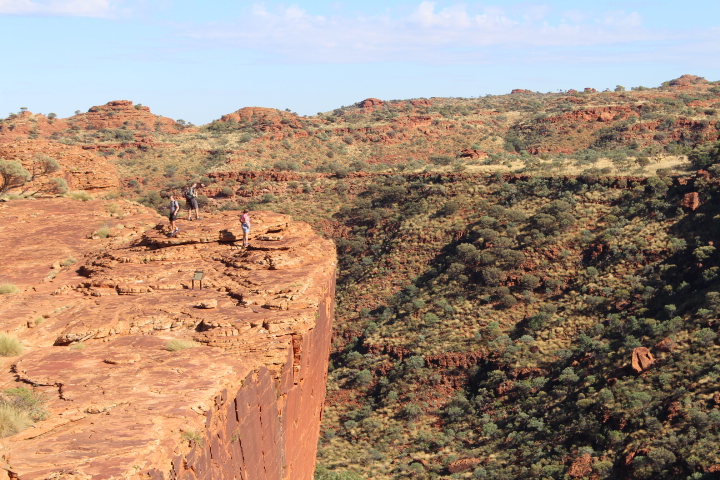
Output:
[241, 223, 250, 233]
[169, 212, 178, 221]
[187, 198, 199, 209]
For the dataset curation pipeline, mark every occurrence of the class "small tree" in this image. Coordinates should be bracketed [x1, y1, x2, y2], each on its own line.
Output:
[45, 178, 68, 194]
[32, 155, 60, 180]
[0, 160, 31, 194]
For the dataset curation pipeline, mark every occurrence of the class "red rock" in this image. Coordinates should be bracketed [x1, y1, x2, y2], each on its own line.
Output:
[584, 88, 597, 93]
[631, 346, 655, 373]
[669, 74, 707, 87]
[359, 98, 384, 108]
[681, 192, 700, 210]
[567, 453, 592, 478]
[0, 140, 119, 192]
[655, 337, 676, 352]
[448, 457, 481, 474]
[0, 200, 336, 480]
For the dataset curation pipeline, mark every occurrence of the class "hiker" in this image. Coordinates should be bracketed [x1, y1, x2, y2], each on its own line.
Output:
[184, 183, 201, 221]
[168, 195, 180, 237]
[240, 209, 251, 247]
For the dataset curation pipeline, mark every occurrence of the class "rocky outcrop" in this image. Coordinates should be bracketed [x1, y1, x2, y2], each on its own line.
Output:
[0, 199, 336, 479]
[511, 89, 532, 94]
[631, 347, 655, 373]
[0, 140, 120, 192]
[78, 100, 184, 133]
[669, 74, 707, 87]
[681, 192, 700, 210]
[448, 458, 481, 473]
[359, 98, 383, 109]
[0, 101, 186, 144]
[218, 107, 299, 131]
[567, 453, 593, 478]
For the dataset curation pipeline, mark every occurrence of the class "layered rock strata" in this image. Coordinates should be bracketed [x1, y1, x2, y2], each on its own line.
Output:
[0, 199, 336, 479]
[0, 141, 120, 192]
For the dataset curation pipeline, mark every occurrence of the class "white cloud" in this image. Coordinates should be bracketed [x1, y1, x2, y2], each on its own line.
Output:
[0, 0, 116, 17]
[174, 2, 719, 66]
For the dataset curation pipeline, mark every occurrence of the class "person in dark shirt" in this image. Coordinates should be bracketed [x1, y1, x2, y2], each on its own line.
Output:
[168, 195, 180, 237]
[184, 183, 201, 221]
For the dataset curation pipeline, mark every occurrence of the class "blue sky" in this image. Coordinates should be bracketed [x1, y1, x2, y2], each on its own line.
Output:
[1, 0, 719, 124]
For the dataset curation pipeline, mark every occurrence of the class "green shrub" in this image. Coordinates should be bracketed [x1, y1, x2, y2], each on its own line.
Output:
[520, 274, 541, 290]
[165, 339, 196, 351]
[0, 334, 23, 357]
[46, 177, 68, 194]
[499, 294, 518, 308]
[180, 429, 204, 446]
[0, 160, 31, 194]
[0, 284, 18, 295]
[354, 369, 373, 385]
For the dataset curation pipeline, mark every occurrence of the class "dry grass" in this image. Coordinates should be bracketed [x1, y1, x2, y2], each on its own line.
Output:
[0, 404, 32, 438]
[0, 334, 24, 357]
[165, 339, 196, 351]
[0, 284, 18, 295]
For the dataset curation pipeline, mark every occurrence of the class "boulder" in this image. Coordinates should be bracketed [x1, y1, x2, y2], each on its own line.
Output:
[631, 346, 655, 373]
[681, 192, 700, 210]
[197, 299, 218, 309]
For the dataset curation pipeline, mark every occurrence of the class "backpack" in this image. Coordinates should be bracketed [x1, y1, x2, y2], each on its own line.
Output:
[184, 187, 195, 201]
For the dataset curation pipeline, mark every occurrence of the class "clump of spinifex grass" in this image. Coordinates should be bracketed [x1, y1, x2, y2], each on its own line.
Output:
[165, 339, 196, 351]
[0, 284, 18, 295]
[0, 334, 23, 357]
[0, 387, 49, 438]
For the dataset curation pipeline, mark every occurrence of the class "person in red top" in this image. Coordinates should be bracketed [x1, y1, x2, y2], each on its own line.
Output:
[240, 209, 251, 247]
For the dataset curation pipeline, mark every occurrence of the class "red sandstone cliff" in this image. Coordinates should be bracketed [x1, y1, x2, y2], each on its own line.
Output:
[0, 199, 336, 479]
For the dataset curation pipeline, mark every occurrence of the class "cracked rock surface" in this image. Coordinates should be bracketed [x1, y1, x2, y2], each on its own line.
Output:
[0, 198, 336, 479]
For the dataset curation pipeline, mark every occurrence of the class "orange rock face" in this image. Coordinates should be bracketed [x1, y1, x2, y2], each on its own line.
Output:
[631, 346, 655, 373]
[79, 100, 184, 134]
[567, 453, 593, 478]
[0, 199, 336, 479]
[359, 98, 384, 109]
[681, 192, 700, 210]
[0, 140, 119, 192]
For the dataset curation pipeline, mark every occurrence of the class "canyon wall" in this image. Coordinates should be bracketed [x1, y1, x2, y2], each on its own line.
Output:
[0, 199, 336, 479]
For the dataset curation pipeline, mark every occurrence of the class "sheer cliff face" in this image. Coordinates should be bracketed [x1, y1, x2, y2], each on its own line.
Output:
[0, 199, 336, 480]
